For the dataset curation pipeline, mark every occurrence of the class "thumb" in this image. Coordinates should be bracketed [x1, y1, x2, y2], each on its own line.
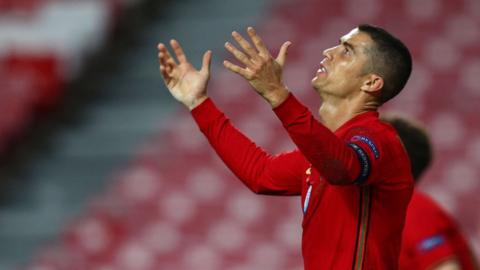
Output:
[201, 50, 212, 74]
[276, 41, 291, 67]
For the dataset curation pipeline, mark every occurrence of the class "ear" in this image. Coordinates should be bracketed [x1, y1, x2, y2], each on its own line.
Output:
[360, 74, 384, 94]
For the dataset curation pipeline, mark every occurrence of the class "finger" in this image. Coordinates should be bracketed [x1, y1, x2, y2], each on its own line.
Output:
[225, 42, 253, 67]
[158, 43, 178, 66]
[170, 39, 188, 64]
[247, 27, 270, 57]
[223, 60, 253, 79]
[158, 52, 175, 74]
[157, 51, 169, 65]
[158, 56, 175, 79]
[276, 41, 291, 67]
[158, 43, 174, 58]
[231, 31, 260, 60]
[201, 50, 212, 74]
[159, 65, 175, 88]
[159, 65, 170, 81]
[157, 42, 166, 52]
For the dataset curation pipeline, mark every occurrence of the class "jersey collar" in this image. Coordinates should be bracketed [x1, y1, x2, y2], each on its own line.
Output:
[334, 111, 379, 134]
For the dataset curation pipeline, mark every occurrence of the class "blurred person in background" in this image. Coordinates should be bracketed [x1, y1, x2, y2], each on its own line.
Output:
[383, 115, 479, 270]
[157, 24, 413, 269]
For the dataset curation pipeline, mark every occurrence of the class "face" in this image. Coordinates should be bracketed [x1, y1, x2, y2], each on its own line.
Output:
[311, 28, 374, 98]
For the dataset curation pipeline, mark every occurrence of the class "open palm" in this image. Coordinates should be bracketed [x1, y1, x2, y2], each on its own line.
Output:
[158, 39, 212, 110]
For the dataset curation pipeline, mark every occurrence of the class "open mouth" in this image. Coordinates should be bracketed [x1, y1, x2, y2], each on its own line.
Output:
[317, 64, 327, 76]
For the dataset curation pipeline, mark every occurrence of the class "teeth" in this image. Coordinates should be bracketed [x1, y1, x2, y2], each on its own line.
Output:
[317, 66, 327, 74]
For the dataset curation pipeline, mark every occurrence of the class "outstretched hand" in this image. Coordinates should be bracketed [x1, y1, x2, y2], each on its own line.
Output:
[157, 39, 212, 110]
[223, 27, 291, 107]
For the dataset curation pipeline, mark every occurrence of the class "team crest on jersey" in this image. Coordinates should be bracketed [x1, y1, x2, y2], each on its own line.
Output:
[417, 234, 446, 252]
[350, 135, 380, 159]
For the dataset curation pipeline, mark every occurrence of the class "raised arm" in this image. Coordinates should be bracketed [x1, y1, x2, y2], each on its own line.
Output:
[157, 40, 303, 195]
[223, 27, 363, 185]
[191, 98, 304, 195]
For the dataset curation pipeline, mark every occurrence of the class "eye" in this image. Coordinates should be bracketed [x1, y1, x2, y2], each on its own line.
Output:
[343, 46, 350, 55]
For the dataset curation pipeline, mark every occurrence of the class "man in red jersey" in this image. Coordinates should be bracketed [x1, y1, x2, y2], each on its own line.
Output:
[383, 116, 479, 270]
[157, 24, 413, 269]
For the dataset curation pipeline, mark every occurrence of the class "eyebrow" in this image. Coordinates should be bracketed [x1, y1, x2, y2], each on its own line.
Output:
[339, 39, 355, 52]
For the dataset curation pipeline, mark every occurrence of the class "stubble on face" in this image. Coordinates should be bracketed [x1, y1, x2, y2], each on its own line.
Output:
[311, 28, 374, 99]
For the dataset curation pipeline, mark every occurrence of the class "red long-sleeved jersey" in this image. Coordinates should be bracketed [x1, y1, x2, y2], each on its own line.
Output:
[400, 191, 479, 270]
[191, 93, 413, 270]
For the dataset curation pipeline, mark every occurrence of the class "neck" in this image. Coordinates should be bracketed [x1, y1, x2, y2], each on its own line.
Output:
[318, 93, 379, 131]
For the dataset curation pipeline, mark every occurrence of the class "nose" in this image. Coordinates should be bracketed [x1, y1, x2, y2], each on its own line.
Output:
[323, 47, 334, 60]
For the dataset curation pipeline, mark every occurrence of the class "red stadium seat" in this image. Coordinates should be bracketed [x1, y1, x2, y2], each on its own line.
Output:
[3, 52, 64, 110]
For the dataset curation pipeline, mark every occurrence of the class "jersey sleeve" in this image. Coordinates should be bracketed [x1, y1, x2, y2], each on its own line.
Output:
[272, 93, 363, 185]
[344, 127, 397, 186]
[191, 98, 305, 195]
[403, 194, 464, 270]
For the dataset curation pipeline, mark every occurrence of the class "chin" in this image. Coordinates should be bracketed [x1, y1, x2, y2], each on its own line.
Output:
[311, 78, 324, 91]
[311, 77, 321, 88]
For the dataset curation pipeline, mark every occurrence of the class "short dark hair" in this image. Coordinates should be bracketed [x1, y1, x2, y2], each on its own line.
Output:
[358, 24, 412, 104]
[382, 115, 432, 182]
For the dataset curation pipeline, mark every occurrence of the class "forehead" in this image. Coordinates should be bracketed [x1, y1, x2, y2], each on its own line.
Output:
[340, 28, 373, 50]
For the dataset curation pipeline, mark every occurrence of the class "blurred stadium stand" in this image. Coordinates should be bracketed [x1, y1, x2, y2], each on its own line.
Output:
[0, 0, 478, 269]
